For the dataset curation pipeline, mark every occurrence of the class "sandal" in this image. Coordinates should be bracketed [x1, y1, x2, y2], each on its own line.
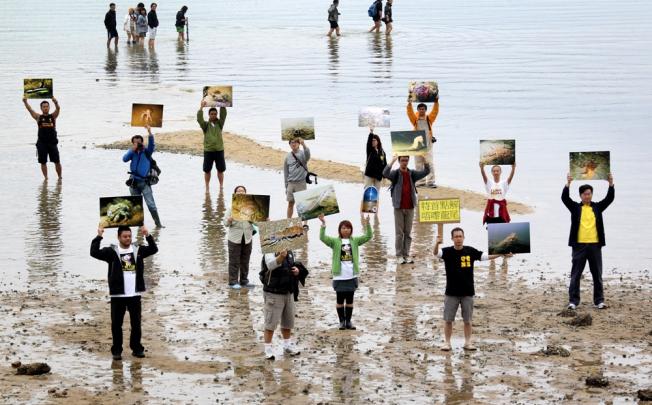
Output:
[463, 344, 477, 351]
[440, 344, 451, 352]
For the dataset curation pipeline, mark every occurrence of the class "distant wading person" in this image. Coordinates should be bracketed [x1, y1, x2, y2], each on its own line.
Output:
[562, 173, 614, 310]
[91, 225, 158, 360]
[104, 3, 119, 48]
[176, 6, 188, 41]
[224, 185, 256, 289]
[319, 213, 372, 330]
[123, 8, 137, 44]
[23, 97, 62, 179]
[147, 3, 159, 47]
[198, 101, 227, 190]
[136, 8, 148, 44]
[123, 125, 163, 228]
[480, 162, 516, 224]
[383, 155, 430, 264]
[433, 228, 511, 351]
[283, 138, 311, 225]
[382, 0, 393, 35]
[327, 0, 341, 37]
[406, 94, 439, 187]
[368, 0, 383, 33]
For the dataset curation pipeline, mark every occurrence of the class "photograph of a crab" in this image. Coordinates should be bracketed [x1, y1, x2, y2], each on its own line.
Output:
[99, 196, 144, 228]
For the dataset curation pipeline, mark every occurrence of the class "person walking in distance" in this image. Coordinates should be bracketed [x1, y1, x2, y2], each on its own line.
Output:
[327, 0, 341, 37]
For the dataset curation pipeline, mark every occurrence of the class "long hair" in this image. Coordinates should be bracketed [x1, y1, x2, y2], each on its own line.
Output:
[338, 220, 353, 238]
[371, 134, 384, 154]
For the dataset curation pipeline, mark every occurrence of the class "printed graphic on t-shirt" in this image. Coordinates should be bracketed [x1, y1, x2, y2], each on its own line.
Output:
[340, 243, 353, 262]
[120, 252, 136, 272]
[460, 255, 471, 268]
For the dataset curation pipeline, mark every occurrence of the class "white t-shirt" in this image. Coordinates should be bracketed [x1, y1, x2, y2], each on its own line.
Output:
[334, 239, 355, 281]
[111, 246, 140, 298]
[485, 179, 509, 217]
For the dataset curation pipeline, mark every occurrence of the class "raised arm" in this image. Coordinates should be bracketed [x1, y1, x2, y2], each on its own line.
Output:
[354, 219, 373, 245]
[383, 155, 397, 179]
[561, 174, 575, 210]
[507, 163, 516, 184]
[22, 98, 39, 121]
[428, 99, 439, 123]
[366, 131, 374, 156]
[218, 106, 227, 129]
[51, 97, 60, 119]
[318, 214, 335, 248]
[196, 104, 207, 131]
[90, 227, 113, 262]
[597, 174, 615, 211]
[145, 125, 155, 154]
[301, 140, 311, 162]
[479, 162, 488, 184]
[138, 227, 159, 258]
[406, 102, 417, 126]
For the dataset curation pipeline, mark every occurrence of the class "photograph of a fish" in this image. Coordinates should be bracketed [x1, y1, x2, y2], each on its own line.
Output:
[480, 140, 515, 165]
[293, 184, 340, 220]
[488, 222, 530, 255]
[258, 218, 307, 254]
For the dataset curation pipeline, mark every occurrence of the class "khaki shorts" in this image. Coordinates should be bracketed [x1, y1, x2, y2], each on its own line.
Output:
[286, 181, 307, 202]
[263, 291, 295, 330]
[443, 295, 473, 322]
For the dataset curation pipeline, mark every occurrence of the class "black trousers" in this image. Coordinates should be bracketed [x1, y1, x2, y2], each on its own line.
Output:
[569, 244, 604, 305]
[110, 296, 144, 355]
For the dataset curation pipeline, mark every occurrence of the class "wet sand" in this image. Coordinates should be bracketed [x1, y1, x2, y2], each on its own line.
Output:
[1, 241, 651, 403]
[98, 130, 533, 215]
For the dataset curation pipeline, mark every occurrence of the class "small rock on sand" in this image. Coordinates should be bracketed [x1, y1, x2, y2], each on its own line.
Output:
[585, 375, 609, 387]
[11, 361, 21, 368]
[638, 389, 652, 401]
[539, 345, 570, 357]
[16, 363, 51, 375]
[566, 313, 592, 326]
[557, 308, 576, 317]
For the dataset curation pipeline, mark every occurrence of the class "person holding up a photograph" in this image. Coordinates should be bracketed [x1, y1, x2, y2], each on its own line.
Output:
[383, 154, 430, 264]
[327, 0, 341, 37]
[23, 96, 62, 179]
[433, 228, 511, 351]
[176, 6, 188, 41]
[147, 3, 159, 48]
[364, 129, 387, 191]
[406, 94, 439, 188]
[224, 185, 257, 290]
[136, 8, 148, 44]
[198, 100, 228, 190]
[480, 162, 516, 224]
[562, 173, 614, 310]
[382, 0, 393, 35]
[319, 213, 372, 330]
[123, 125, 163, 228]
[283, 138, 311, 226]
[91, 225, 158, 360]
[104, 3, 119, 48]
[368, 0, 383, 33]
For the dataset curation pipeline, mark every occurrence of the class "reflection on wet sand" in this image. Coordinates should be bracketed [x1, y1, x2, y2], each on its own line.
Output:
[111, 360, 143, 393]
[176, 41, 189, 74]
[368, 33, 393, 80]
[327, 36, 340, 78]
[200, 191, 226, 280]
[332, 338, 361, 403]
[105, 49, 118, 82]
[443, 355, 475, 404]
[26, 180, 62, 286]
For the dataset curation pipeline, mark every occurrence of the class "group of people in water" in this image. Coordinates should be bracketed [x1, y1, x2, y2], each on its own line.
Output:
[327, 0, 394, 37]
[104, 2, 189, 48]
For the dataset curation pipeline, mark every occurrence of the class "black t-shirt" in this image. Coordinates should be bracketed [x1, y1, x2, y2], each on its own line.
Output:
[441, 246, 483, 296]
[37, 114, 57, 144]
[175, 11, 185, 27]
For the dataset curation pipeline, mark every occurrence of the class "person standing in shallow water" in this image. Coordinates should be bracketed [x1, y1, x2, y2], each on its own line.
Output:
[224, 185, 257, 290]
[197, 101, 227, 190]
[91, 225, 158, 361]
[382, 0, 393, 35]
[319, 213, 372, 330]
[176, 6, 188, 41]
[369, 0, 383, 33]
[147, 3, 159, 48]
[104, 3, 119, 48]
[562, 173, 614, 311]
[327, 0, 341, 37]
[23, 97, 62, 179]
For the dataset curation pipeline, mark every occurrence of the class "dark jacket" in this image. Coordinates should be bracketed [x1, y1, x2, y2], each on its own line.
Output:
[148, 10, 159, 28]
[104, 10, 117, 30]
[175, 10, 186, 27]
[383, 163, 430, 209]
[364, 132, 387, 181]
[262, 251, 308, 301]
[90, 235, 158, 295]
[561, 185, 614, 247]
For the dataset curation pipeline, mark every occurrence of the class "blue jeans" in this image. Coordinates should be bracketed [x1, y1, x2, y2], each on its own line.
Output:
[129, 179, 158, 215]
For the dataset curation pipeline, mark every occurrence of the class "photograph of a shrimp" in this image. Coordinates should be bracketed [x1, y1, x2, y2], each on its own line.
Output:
[390, 130, 428, 156]
[258, 218, 307, 254]
[487, 222, 530, 255]
[99, 196, 144, 228]
[131, 103, 164, 127]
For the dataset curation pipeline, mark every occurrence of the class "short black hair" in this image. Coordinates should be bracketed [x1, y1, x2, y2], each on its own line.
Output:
[208, 107, 218, 114]
[151, 2, 157, 7]
[417, 103, 427, 110]
[579, 184, 593, 195]
[40, 101, 49, 107]
[181, 6, 188, 12]
[451, 227, 464, 237]
[398, 155, 409, 161]
[131, 135, 144, 143]
[110, 3, 116, 6]
[117, 226, 131, 236]
[234, 185, 247, 194]
[137, 2, 145, 8]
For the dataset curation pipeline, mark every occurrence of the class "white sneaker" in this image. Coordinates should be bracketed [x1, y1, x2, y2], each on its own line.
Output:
[264, 345, 275, 360]
[595, 302, 607, 309]
[567, 303, 577, 310]
[399, 257, 407, 265]
[229, 283, 241, 290]
[283, 341, 301, 356]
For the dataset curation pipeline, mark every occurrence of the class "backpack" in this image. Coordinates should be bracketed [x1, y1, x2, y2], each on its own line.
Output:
[259, 256, 273, 286]
[143, 150, 161, 185]
[368, 2, 377, 17]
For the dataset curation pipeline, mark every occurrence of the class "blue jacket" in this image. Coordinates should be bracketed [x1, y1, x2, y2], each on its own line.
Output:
[123, 135, 155, 180]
